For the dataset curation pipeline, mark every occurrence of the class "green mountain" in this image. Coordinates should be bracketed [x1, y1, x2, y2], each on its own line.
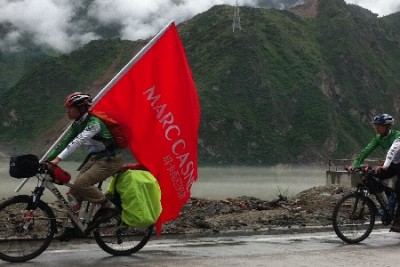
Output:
[1, 0, 400, 166]
[0, 0, 306, 96]
[0, 23, 56, 94]
[0, 38, 146, 154]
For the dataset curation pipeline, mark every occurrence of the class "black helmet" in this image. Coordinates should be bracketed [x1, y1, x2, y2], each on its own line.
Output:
[371, 113, 394, 125]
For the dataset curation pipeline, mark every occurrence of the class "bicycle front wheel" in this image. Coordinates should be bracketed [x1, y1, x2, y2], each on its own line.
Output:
[0, 195, 57, 262]
[93, 212, 153, 256]
[332, 192, 376, 244]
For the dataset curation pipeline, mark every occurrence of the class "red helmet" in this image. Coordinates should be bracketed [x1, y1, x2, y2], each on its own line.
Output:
[64, 92, 92, 107]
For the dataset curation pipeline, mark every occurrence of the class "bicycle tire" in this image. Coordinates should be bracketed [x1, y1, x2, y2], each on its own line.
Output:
[332, 192, 376, 244]
[93, 211, 153, 256]
[0, 195, 57, 262]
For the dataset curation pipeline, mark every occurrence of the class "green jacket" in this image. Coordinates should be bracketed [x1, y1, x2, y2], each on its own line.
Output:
[47, 114, 120, 160]
[352, 129, 400, 167]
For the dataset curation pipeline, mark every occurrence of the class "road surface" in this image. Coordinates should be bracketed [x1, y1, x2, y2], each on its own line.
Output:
[1, 229, 400, 266]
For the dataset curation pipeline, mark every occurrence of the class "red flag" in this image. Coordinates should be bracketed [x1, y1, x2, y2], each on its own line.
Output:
[91, 22, 200, 234]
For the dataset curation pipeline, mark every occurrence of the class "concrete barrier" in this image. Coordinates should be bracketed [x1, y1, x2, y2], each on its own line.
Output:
[326, 170, 360, 187]
[326, 158, 396, 188]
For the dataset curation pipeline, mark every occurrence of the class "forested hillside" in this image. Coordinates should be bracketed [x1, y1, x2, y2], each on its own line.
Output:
[0, 0, 399, 165]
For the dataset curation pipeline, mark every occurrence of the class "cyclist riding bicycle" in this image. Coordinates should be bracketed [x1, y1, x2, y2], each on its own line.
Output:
[47, 92, 124, 240]
[347, 113, 400, 232]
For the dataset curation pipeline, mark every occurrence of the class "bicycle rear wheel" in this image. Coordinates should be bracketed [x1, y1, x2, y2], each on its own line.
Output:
[93, 212, 153, 256]
[0, 195, 57, 262]
[332, 192, 376, 244]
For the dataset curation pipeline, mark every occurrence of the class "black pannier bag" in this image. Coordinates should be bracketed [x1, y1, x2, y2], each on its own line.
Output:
[366, 175, 384, 194]
[9, 154, 40, 178]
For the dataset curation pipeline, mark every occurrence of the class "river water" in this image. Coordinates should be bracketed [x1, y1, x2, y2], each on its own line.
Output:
[0, 161, 326, 201]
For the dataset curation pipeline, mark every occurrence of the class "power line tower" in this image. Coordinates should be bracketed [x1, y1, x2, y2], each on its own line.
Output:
[232, 0, 241, 32]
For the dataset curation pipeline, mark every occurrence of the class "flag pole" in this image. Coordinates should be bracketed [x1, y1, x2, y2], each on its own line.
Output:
[16, 21, 175, 192]
[92, 20, 175, 105]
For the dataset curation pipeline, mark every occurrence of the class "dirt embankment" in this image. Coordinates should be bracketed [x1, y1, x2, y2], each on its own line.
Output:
[44, 184, 350, 238]
[161, 184, 350, 235]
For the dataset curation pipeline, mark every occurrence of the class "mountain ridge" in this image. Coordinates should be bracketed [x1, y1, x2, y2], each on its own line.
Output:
[1, 0, 400, 166]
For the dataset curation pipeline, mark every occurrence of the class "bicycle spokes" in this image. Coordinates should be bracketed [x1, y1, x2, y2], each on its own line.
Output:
[0, 196, 56, 262]
[332, 193, 376, 244]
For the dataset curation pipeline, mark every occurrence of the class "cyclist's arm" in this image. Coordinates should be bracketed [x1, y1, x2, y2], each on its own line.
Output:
[382, 137, 400, 169]
[352, 137, 380, 167]
[47, 128, 77, 160]
[57, 121, 102, 160]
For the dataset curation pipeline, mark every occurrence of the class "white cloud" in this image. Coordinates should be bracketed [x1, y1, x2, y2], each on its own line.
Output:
[344, 0, 400, 17]
[87, 0, 241, 41]
[0, 0, 82, 51]
[0, 0, 399, 53]
[0, 30, 22, 53]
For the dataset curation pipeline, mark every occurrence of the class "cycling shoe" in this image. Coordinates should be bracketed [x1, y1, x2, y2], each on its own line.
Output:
[58, 226, 82, 242]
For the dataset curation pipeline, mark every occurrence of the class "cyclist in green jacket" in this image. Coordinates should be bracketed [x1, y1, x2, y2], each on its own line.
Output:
[48, 92, 123, 240]
[348, 113, 400, 232]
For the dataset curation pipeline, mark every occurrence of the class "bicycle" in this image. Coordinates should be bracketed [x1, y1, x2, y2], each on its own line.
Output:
[0, 158, 153, 263]
[332, 166, 397, 244]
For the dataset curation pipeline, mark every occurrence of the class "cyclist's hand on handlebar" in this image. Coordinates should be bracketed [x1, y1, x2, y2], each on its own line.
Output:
[50, 157, 61, 165]
[44, 157, 61, 172]
[346, 166, 355, 173]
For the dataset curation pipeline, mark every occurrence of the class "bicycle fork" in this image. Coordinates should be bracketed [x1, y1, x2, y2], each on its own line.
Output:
[352, 194, 370, 220]
[17, 187, 45, 232]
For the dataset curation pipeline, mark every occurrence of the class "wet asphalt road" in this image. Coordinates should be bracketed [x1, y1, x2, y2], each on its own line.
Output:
[1, 229, 400, 267]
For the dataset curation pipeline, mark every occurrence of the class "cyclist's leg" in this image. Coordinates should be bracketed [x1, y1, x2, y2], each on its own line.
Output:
[381, 163, 400, 231]
[74, 154, 123, 204]
[75, 155, 123, 225]
[390, 176, 400, 231]
[60, 155, 123, 240]
[376, 166, 396, 197]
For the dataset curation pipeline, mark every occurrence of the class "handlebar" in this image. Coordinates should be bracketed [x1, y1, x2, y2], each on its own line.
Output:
[345, 166, 373, 175]
[25, 162, 71, 185]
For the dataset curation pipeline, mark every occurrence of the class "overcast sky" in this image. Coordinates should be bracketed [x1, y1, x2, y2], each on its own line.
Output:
[0, 0, 399, 53]
[345, 0, 400, 17]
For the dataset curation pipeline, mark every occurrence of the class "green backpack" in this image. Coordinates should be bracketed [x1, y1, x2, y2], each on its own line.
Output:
[107, 169, 162, 228]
